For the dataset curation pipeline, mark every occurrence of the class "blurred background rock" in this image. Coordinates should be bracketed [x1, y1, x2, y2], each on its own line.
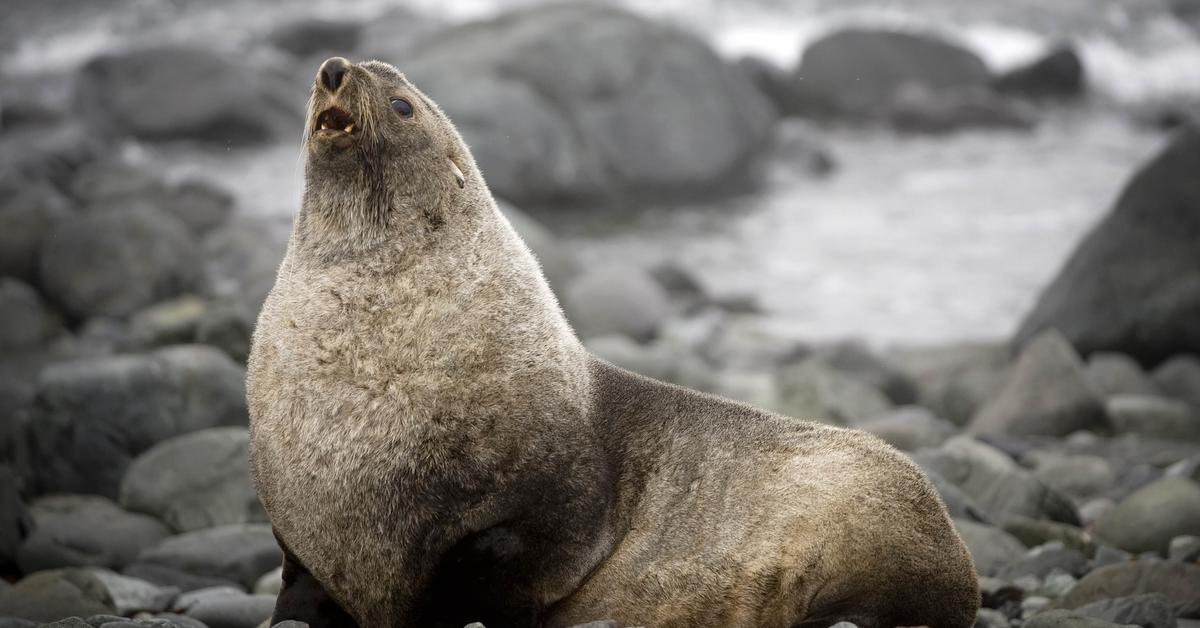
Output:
[2, 1, 1200, 627]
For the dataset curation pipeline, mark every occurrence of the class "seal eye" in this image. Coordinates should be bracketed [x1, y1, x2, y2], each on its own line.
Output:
[391, 98, 413, 118]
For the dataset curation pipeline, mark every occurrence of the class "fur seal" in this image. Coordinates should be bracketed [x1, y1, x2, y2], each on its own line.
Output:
[247, 57, 980, 628]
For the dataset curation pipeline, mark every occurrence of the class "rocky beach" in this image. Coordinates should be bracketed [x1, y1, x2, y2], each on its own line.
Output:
[2, 0, 1200, 627]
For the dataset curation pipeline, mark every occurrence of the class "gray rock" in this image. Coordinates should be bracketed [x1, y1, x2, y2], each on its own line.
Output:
[27, 345, 248, 498]
[36, 619, 91, 628]
[924, 469, 990, 523]
[1167, 454, 1200, 483]
[810, 341, 918, 405]
[121, 564, 239, 594]
[914, 437, 1079, 525]
[1085, 352, 1159, 397]
[0, 279, 58, 352]
[158, 180, 235, 237]
[564, 265, 671, 342]
[1152, 355, 1200, 406]
[0, 569, 115, 623]
[1169, 534, 1200, 562]
[1079, 499, 1116, 526]
[790, 28, 990, 118]
[973, 608, 1009, 628]
[586, 334, 716, 394]
[269, 622, 308, 628]
[175, 586, 243, 612]
[993, 45, 1086, 100]
[120, 427, 266, 533]
[700, 316, 808, 372]
[251, 568, 281, 596]
[76, 46, 299, 144]
[997, 544, 1091, 580]
[86, 569, 178, 615]
[16, 494, 171, 572]
[970, 330, 1107, 437]
[39, 207, 201, 321]
[1105, 395, 1200, 441]
[0, 619, 35, 628]
[0, 182, 72, 283]
[183, 593, 274, 628]
[953, 519, 1027, 576]
[776, 360, 892, 425]
[1075, 593, 1176, 628]
[269, 18, 363, 58]
[857, 406, 956, 451]
[151, 614, 211, 628]
[888, 342, 1011, 426]
[399, 5, 776, 203]
[124, 297, 209, 351]
[1023, 609, 1137, 628]
[887, 84, 1035, 134]
[133, 524, 280, 590]
[1095, 477, 1200, 554]
[1032, 454, 1116, 501]
[1054, 559, 1200, 618]
[1093, 545, 1135, 569]
[1002, 516, 1095, 556]
[1014, 127, 1200, 365]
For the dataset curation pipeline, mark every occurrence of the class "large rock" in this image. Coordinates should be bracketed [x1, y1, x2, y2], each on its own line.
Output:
[952, 519, 1027, 576]
[993, 45, 1086, 99]
[0, 183, 72, 283]
[564, 265, 671, 341]
[1014, 127, 1200, 366]
[1085, 352, 1160, 397]
[16, 495, 171, 573]
[202, 217, 289, 318]
[1152, 355, 1200, 405]
[1051, 559, 1200, 618]
[970, 330, 1107, 437]
[1094, 477, 1200, 554]
[76, 45, 298, 144]
[914, 436, 1079, 525]
[394, 4, 776, 202]
[791, 28, 990, 118]
[1105, 395, 1200, 441]
[131, 524, 280, 590]
[0, 279, 58, 352]
[1075, 593, 1177, 628]
[1031, 453, 1116, 501]
[888, 342, 1010, 426]
[86, 569, 179, 615]
[39, 207, 202, 321]
[120, 428, 266, 533]
[27, 345, 248, 498]
[1023, 610, 1137, 628]
[0, 569, 115, 623]
[183, 591, 275, 628]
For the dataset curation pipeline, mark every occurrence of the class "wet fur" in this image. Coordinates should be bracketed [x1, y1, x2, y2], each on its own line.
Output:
[248, 59, 980, 628]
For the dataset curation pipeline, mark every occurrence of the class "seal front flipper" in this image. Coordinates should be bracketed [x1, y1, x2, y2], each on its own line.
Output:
[271, 532, 359, 628]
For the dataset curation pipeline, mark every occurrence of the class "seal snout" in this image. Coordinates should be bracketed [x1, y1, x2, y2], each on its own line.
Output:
[315, 106, 356, 135]
[318, 57, 350, 94]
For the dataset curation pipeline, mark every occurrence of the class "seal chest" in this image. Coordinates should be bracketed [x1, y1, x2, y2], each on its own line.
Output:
[248, 57, 980, 628]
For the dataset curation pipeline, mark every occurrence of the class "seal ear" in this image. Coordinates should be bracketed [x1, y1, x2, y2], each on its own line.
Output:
[448, 157, 465, 189]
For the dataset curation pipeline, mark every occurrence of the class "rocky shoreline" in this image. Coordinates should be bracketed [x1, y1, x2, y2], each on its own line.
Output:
[3, 2, 1200, 628]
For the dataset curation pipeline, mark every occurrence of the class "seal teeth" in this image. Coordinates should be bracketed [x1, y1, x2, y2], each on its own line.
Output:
[344, 124, 354, 133]
[320, 122, 330, 130]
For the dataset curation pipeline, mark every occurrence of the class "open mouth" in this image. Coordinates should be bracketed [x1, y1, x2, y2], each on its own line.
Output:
[314, 106, 357, 136]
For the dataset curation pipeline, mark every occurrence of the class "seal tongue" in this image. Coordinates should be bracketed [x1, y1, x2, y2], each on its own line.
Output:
[316, 107, 356, 133]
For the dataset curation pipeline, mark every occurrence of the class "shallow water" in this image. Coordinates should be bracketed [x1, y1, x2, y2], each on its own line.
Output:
[5, 0, 1195, 347]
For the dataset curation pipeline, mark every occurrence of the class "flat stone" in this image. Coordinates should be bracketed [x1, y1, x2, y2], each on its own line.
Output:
[17, 494, 171, 572]
[1094, 477, 1200, 554]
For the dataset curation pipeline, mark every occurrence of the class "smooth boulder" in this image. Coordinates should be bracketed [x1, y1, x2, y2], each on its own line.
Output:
[39, 207, 201, 321]
[970, 330, 1107, 437]
[1085, 352, 1160, 397]
[130, 524, 280, 590]
[1051, 559, 1200, 618]
[398, 4, 777, 202]
[1094, 477, 1200, 554]
[16, 495, 171, 573]
[120, 428, 267, 533]
[993, 45, 1086, 99]
[1014, 127, 1200, 366]
[0, 279, 58, 352]
[27, 345, 247, 498]
[791, 28, 990, 118]
[0, 570, 115, 623]
[76, 45, 298, 144]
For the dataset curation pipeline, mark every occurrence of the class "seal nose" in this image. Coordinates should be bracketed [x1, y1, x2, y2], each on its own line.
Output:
[319, 57, 349, 93]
